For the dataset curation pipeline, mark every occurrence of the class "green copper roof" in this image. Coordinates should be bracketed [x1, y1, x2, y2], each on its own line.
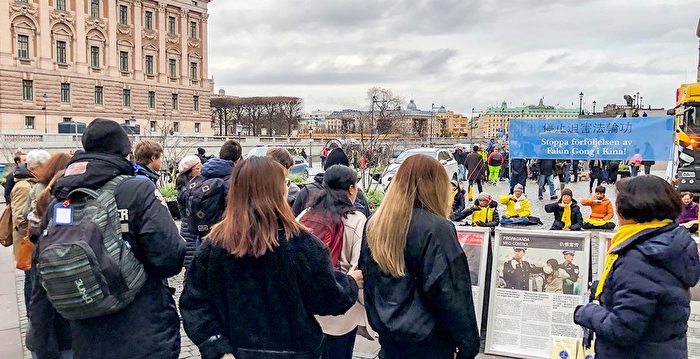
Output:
[484, 99, 588, 115]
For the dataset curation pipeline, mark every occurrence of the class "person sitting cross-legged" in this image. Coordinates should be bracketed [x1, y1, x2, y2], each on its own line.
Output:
[581, 185, 616, 230]
[545, 188, 583, 231]
[450, 193, 499, 229]
[499, 184, 532, 225]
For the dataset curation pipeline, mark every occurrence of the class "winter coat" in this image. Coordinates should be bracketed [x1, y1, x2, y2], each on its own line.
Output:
[580, 197, 615, 221]
[201, 158, 234, 192]
[134, 162, 160, 185]
[453, 150, 467, 166]
[30, 153, 186, 359]
[465, 152, 485, 181]
[451, 189, 466, 215]
[500, 194, 532, 218]
[292, 172, 370, 217]
[679, 202, 699, 224]
[451, 200, 499, 228]
[589, 160, 605, 179]
[544, 199, 584, 231]
[10, 164, 35, 258]
[536, 159, 556, 177]
[4, 169, 16, 204]
[180, 231, 359, 359]
[177, 177, 201, 270]
[287, 182, 301, 207]
[575, 223, 700, 359]
[510, 159, 528, 182]
[359, 207, 480, 359]
[487, 152, 504, 166]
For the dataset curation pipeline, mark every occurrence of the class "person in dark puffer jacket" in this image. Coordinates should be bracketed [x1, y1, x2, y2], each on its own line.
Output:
[574, 176, 700, 359]
[176, 155, 203, 270]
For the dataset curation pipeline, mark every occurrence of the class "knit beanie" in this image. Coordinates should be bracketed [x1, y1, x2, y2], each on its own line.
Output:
[324, 148, 350, 170]
[514, 184, 524, 192]
[562, 188, 573, 198]
[178, 155, 201, 173]
[82, 118, 131, 157]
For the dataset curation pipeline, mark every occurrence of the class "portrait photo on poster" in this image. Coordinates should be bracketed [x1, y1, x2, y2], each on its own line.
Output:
[496, 232, 586, 295]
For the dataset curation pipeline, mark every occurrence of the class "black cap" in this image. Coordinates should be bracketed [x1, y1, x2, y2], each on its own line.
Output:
[563, 250, 575, 256]
[324, 148, 349, 170]
[82, 118, 131, 157]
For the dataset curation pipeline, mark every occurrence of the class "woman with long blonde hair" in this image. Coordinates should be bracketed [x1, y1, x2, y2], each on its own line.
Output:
[359, 154, 480, 359]
[180, 156, 362, 359]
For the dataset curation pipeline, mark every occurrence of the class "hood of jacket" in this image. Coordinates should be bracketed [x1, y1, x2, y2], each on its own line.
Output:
[312, 172, 324, 185]
[134, 162, 159, 183]
[13, 163, 33, 181]
[617, 223, 700, 287]
[201, 158, 234, 179]
[53, 152, 134, 201]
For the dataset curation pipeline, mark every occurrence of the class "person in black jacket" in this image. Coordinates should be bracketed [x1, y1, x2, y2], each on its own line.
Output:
[292, 148, 369, 217]
[509, 158, 527, 194]
[451, 193, 500, 230]
[29, 119, 186, 359]
[360, 154, 479, 359]
[451, 180, 466, 217]
[544, 188, 583, 231]
[180, 157, 361, 359]
[4, 150, 26, 204]
[176, 155, 203, 271]
[536, 159, 557, 200]
[133, 140, 164, 185]
[575, 176, 700, 358]
[588, 160, 605, 193]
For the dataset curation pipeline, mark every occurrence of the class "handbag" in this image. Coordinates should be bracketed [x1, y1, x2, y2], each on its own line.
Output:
[16, 235, 34, 271]
[0, 205, 13, 247]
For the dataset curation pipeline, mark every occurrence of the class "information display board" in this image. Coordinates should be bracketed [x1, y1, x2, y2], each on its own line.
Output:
[687, 237, 700, 359]
[455, 226, 491, 328]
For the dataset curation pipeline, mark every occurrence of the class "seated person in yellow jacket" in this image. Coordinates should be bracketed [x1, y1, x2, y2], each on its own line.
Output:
[450, 193, 500, 228]
[500, 183, 533, 225]
[580, 185, 616, 230]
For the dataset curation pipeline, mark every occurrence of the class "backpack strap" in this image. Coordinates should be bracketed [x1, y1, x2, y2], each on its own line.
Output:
[65, 175, 130, 200]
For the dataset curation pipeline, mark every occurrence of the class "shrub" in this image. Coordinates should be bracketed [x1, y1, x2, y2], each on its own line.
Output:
[159, 184, 178, 201]
[364, 190, 385, 213]
[288, 174, 307, 185]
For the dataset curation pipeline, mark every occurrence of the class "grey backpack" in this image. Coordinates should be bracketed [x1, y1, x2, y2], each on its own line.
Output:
[36, 176, 146, 320]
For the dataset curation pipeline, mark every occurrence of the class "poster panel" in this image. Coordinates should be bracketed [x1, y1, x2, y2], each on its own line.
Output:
[595, 233, 614, 281]
[455, 226, 490, 329]
[485, 228, 590, 359]
[689, 236, 700, 358]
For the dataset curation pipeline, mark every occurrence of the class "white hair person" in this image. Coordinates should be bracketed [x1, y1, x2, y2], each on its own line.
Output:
[26, 150, 51, 170]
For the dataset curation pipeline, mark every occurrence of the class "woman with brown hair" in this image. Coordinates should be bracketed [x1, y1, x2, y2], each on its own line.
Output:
[359, 154, 480, 359]
[27, 152, 71, 242]
[180, 156, 362, 359]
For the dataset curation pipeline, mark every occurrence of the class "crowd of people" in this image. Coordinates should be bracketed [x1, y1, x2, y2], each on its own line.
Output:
[0, 121, 698, 359]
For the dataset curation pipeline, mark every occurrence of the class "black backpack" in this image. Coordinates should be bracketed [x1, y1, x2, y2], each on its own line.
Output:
[185, 176, 227, 236]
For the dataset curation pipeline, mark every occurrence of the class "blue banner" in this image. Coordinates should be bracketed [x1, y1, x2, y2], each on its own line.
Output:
[508, 116, 675, 160]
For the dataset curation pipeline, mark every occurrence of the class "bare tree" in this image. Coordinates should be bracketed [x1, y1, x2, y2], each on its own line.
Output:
[366, 87, 404, 135]
[279, 97, 303, 136]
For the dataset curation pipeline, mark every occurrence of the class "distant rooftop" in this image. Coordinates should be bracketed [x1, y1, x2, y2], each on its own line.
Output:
[485, 98, 587, 115]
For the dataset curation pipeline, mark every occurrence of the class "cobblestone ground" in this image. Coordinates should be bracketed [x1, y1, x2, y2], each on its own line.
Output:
[15, 174, 642, 359]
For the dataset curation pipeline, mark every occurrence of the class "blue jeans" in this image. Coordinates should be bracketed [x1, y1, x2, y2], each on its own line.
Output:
[322, 327, 358, 359]
[501, 217, 529, 225]
[538, 174, 555, 198]
[562, 163, 571, 184]
[630, 165, 639, 177]
[457, 165, 466, 181]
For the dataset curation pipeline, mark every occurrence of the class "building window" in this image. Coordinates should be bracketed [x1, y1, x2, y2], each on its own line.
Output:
[168, 16, 176, 34]
[60, 83, 70, 103]
[90, 0, 100, 17]
[17, 35, 29, 59]
[95, 86, 103, 105]
[168, 58, 176, 78]
[56, 40, 67, 64]
[193, 95, 200, 112]
[123, 89, 131, 107]
[145, 55, 154, 75]
[194, 122, 200, 133]
[172, 122, 179, 132]
[190, 62, 198, 80]
[171, 93, 178, 110]
[22, 80, 33, 101]
[119, 51, 129, 72]
[148, 91, 156, 109]
[149, 120, 156, 132]
[56, 0, 66, 11]
[119, 5, 128, 25]
[144, 11, 153, 30]
[25, 116, 35, 129]
[90, 46, 100, 68]
[189, 21, 197, 38]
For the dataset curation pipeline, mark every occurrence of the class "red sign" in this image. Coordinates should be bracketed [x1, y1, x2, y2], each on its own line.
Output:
[457, 230, 484, 246]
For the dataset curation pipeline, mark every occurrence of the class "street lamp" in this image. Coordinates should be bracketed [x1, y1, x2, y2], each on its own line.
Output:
[639, 96, 643, 109]
[308, 126, 313, 168]
[578, 92, 584, 115]
[42, 93, 48, 134]
[592, 101, 597, 114]
[636, 92, 640, 109]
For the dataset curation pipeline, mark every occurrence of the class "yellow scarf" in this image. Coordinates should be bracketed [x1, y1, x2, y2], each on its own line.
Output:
[595, 219, 672, 299]
[562, 202, 572, 229]
[450, 189, 459, 209]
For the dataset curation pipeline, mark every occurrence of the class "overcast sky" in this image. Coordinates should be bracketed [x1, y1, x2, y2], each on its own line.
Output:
[207, 0, 699, 115]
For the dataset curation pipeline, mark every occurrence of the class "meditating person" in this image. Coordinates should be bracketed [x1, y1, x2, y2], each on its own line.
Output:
[581, 186, 616, 230]
[678, 192, 699, 233]
[545, 188, 583, 231]
[451, 193, 499, 229]
[499, 184, 532, 225]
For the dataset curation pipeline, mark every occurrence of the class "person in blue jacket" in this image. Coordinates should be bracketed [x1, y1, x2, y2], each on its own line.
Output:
[574, 175, 700, 358]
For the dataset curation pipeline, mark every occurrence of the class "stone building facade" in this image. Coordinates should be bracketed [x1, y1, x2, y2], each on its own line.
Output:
[475, 99, 585, 139]
[0, 0, 213, 135]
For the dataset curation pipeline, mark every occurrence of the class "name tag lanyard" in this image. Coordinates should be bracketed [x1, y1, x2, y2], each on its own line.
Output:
[53, 199, 74, 226]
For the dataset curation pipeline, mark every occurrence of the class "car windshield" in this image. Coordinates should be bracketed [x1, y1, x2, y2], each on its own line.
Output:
[395, 150, 436, 164]
[246, 147, 268, 158]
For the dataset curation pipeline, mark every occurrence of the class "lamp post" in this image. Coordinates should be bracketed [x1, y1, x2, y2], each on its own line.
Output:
[308, 126, 313, 168]
[42, 93, 48, 134]
[636, 92, 640, 109]
[639, 96, 643, 109]
[592, 101, 597, 115]
[578, 92, 584, 115]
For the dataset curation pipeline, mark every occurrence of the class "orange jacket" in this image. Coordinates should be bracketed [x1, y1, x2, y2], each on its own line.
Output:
[580, 197, 614, 221]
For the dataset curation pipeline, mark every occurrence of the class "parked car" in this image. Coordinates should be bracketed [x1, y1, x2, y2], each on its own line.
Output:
[244, 144, 299, 159]
[290, 156, 310, 180]
[380, 148, 458, 184]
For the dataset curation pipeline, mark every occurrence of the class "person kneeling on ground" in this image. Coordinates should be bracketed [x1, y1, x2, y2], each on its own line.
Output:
[545, 188, 583, 231]
[581, 186, 616, 230]
[451, 193, 499, 228]
[678, 192, 699, 233]
[499, 184, 537, 225]
[451, 180, 466, 218]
